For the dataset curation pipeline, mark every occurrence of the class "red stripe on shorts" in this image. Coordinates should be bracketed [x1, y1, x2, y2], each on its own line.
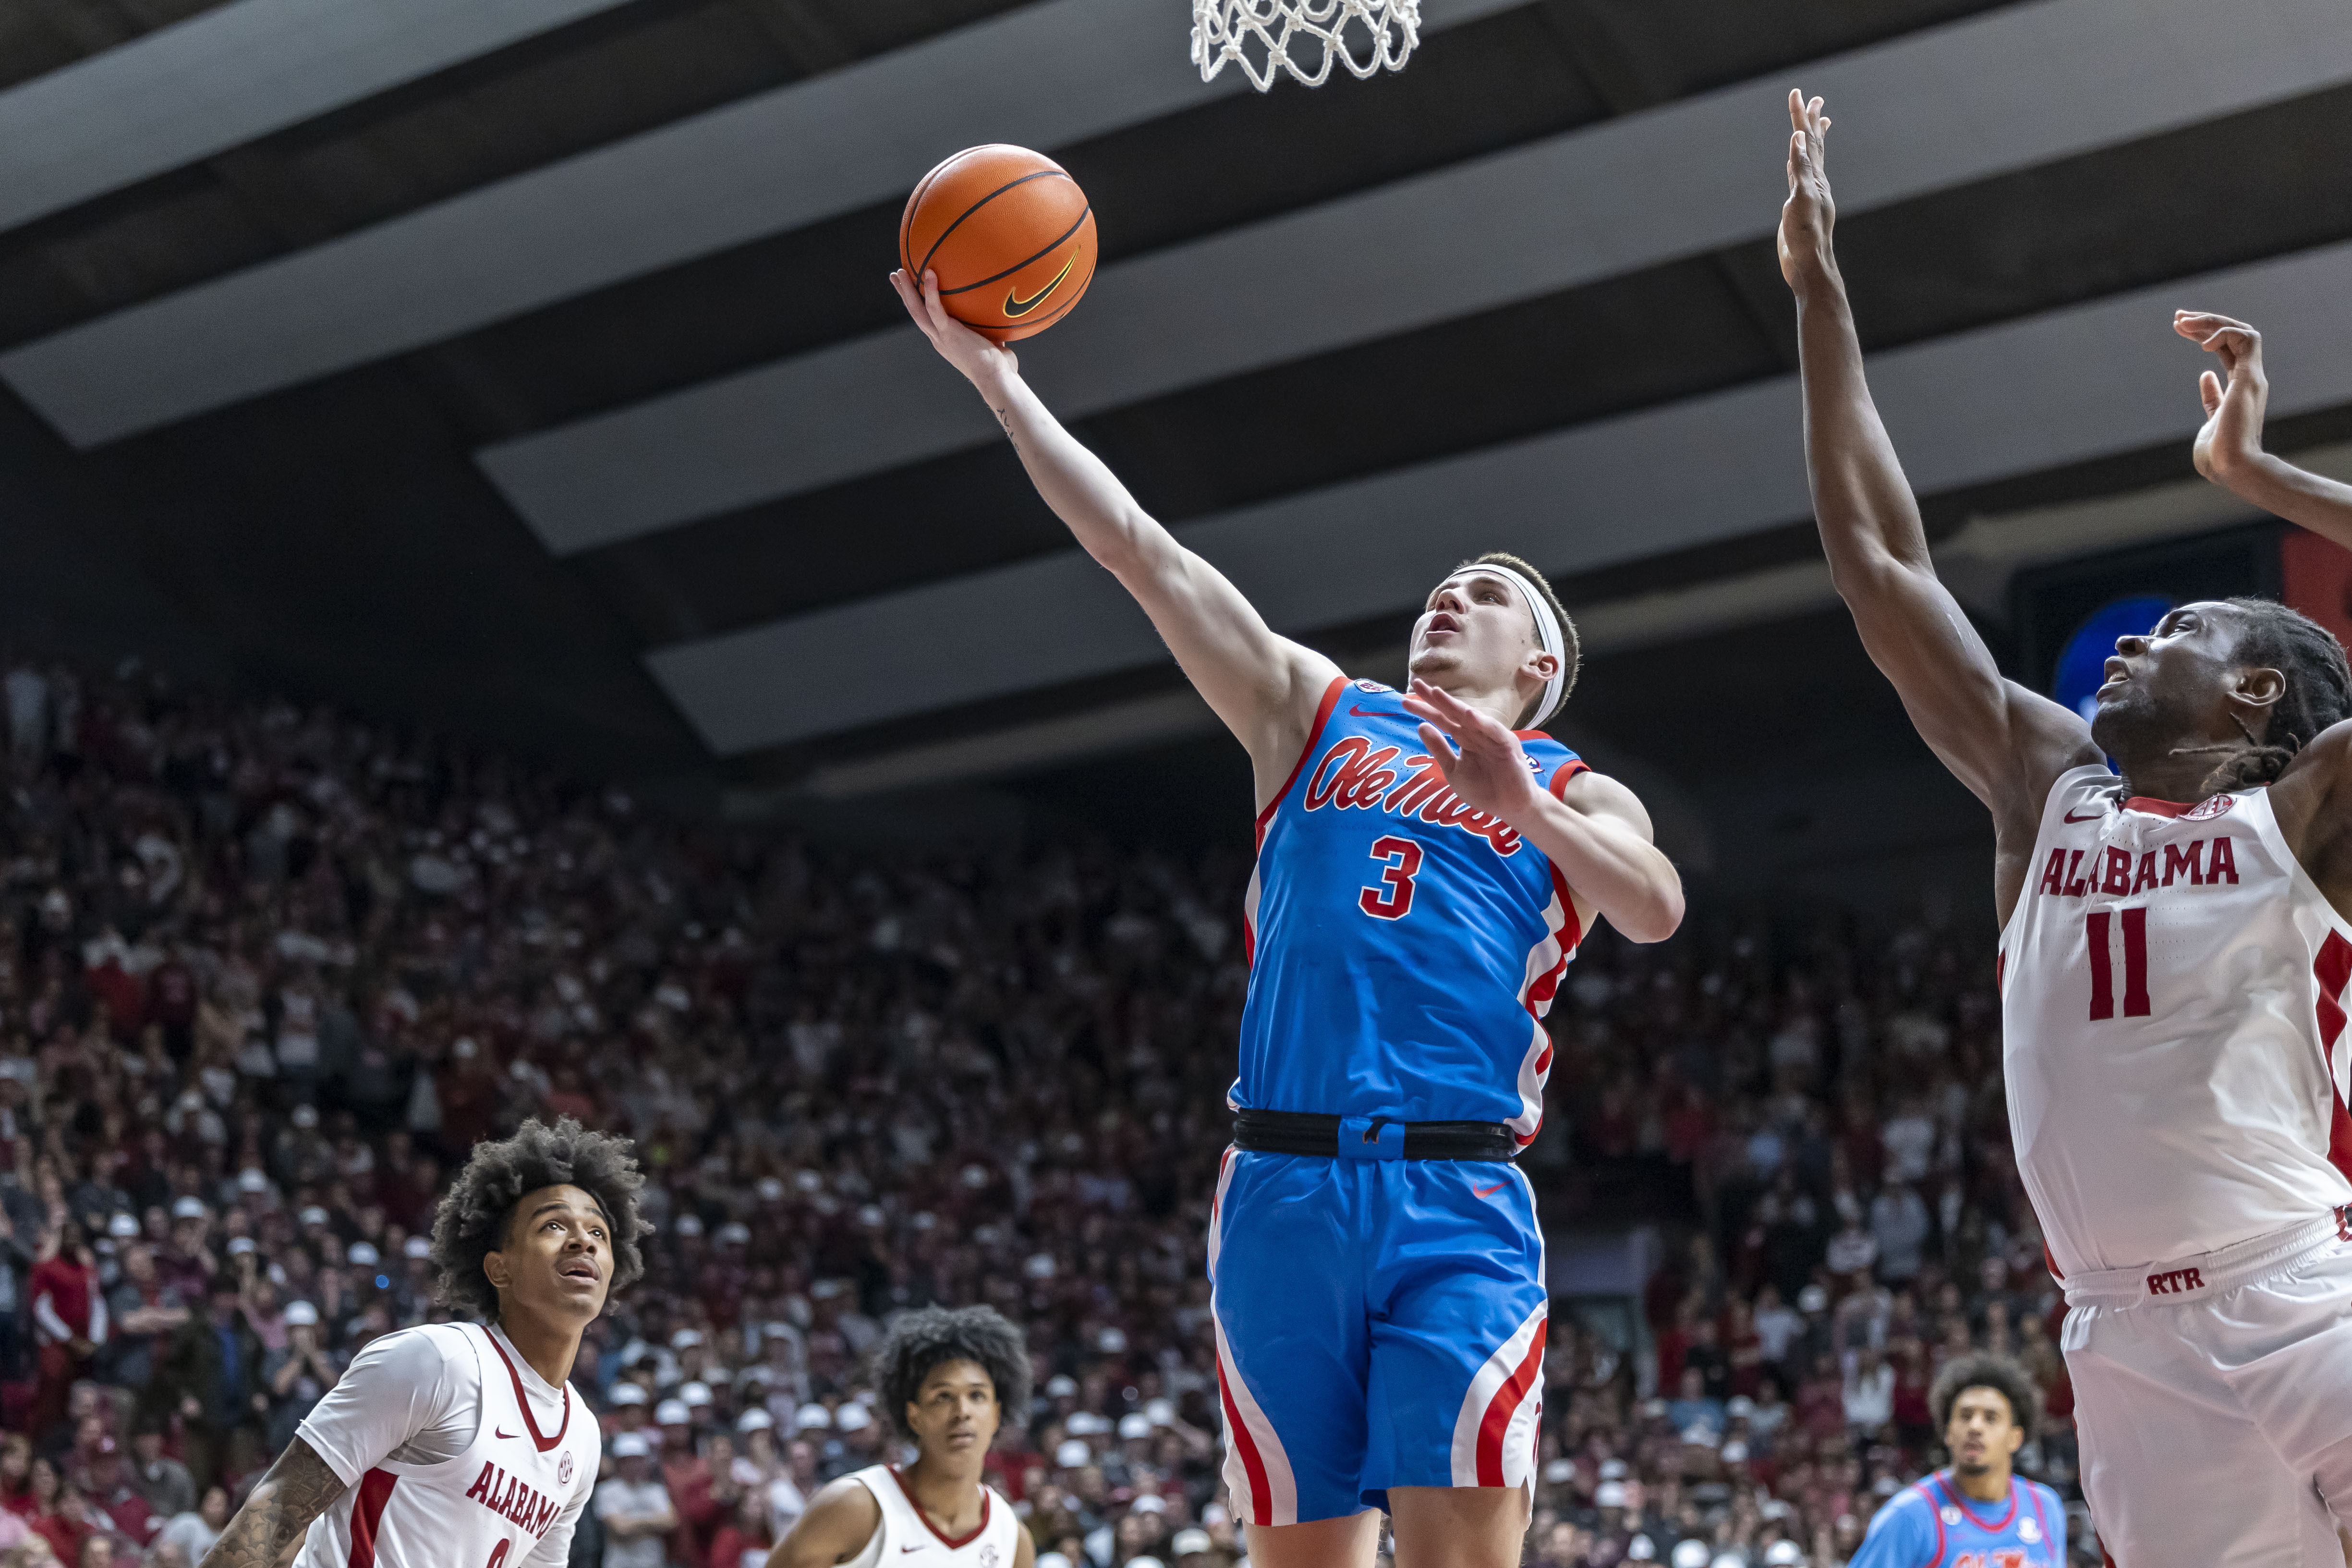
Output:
[1474, 1320, 1547, 1486]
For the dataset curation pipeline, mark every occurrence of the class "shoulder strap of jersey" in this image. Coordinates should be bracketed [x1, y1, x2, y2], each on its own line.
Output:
[1911, 1477, 1947, 1568]
[1254, 676, 1347, 849]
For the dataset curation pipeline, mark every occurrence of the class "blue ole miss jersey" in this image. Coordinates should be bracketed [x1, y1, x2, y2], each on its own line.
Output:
[1849, 1473, 2066, 1568]
[1234, 677, 1593, 1146]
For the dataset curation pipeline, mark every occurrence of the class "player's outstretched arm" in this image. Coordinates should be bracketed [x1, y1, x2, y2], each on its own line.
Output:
[196, 1438, 347, 1568]
[2178, 312, 2352, 548]
[1402, 680, 1684, 943]
[764, 1477, 883, 1568]
[1778, 91, 2097, 826]
[890, 268, 1339, 795]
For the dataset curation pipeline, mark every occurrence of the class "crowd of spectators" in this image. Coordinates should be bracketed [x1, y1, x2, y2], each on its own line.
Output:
[0, 654, 2088, 1568]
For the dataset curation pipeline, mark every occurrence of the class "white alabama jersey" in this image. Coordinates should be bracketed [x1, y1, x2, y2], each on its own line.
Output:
[296, 1325, 600, 1568]
[838, 1465, 1018, 1568]
[2000, 764, 2352, 1276]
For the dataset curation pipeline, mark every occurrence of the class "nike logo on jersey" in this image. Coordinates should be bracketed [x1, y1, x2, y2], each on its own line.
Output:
[1473, 1183, 1506, 1198]
[1004, 250, 1079, 318]
[494, 1428, 519, 1440]
[1349, 705, 1406, 718]
[2063, 808, 2105, 822]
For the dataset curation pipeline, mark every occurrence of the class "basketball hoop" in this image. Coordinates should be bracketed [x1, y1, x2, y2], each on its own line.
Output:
[1192, 0, 1421, 92]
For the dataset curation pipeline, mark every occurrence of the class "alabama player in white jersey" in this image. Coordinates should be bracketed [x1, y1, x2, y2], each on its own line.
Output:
[198, 1118, 644, 1568]
[1782, 93, 2352, 1562]
[770, 1305, 1031, 1568]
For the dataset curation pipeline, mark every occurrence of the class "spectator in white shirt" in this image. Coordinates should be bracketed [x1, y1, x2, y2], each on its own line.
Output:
[595, 1433, 676, 1568]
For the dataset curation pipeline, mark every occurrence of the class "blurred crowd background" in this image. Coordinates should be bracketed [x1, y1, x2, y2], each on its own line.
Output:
[0, 655, 2088, 1568]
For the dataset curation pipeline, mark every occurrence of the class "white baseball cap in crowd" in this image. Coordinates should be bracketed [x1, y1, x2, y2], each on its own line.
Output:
[347, 1242, 381, 1266]
[236, 1169, 269, 1193]
[1725, 1395, 1757, 1419]
[834, 1403, 872, 1433]
[1169, 1530, 1212, 1560]
[611, 1433, 652, 1459]
[299, 1207, 330, 1227]
[1053, 1439, 1090, 1469]
[1711, 1555, 1746, 1568]
[717, 1222, 751, 1245]
[291, 1104, 320, 1128]
[610, 1384, 649, 1407]
[1124, 1559, 1164, 1568]
[673, 1214, 704, 1237]
[172, 1197, 207, 1220]
[107, 1214, 138, 1239]
[1599, 1458, 1629, 1480]
[1672, 1543, 1711, 1568]
[1764, 1544, 1805, 1566]
[655, 1400, 692, 1426]
[226, 1237, 256, 1256]
[671, 1328, 703, 1349]
[1118, 1414, 1153, 1441]
[1129, 1495, 1165, 1516]
[404, 1236, 430, 1259]
[1037, 1556, 1072, 1568]
[283, 1301, 319, 1326]
[1722, 1440, 1750, 1464]
[1044, 1375, 1078, 1399]
[1596, 1481, 1627, 1508]
[738, 1410, 773, 1432]
[1626, 1536, 1657, 1562]
[680, 1381, 714, 1408]
[795, 1403, 832, 1431]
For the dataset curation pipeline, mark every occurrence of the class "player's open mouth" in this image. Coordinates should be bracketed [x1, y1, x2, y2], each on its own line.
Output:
[559, 1261, 599, 1282]
[1423, 613, 1460, 638]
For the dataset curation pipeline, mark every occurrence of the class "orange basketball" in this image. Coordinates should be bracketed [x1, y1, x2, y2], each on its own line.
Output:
[899, 145, 1098, 344]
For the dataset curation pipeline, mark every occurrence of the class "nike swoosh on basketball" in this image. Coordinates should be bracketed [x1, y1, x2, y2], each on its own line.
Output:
[2064, 808, 2106, 822]
[494, 1427, 519, 1440]
[1473, 1183, 1506, 1198]
[1003, 251, 1079, 318]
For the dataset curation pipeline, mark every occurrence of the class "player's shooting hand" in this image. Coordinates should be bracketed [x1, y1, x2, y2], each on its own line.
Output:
[1402, 679, 1541, 822]
[1778, 89, 1835, 291]
[890, 267, 1018, 396]
[2176, 311, 2269, 483]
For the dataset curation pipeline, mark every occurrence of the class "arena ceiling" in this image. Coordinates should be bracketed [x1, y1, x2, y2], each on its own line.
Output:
[1, 0, 2350, 850]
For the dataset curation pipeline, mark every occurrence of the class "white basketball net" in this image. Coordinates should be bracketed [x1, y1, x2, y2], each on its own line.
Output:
[1192, 0, 1422, 91]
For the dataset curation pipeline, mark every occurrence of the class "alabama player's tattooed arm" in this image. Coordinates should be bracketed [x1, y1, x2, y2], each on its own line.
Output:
[1777, 89, 2098, 910]
[199, 1438, 347, 1568]
[888, 267, 1341, 809]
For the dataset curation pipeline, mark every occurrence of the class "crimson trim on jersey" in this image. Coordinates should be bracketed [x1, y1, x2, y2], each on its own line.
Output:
[1255, 676, 1346, 851]
[2122, 795, 2200, 818]
[886, 1466, 990, 1549]
[1906, 1479, 1945, 1568]
[1934, 1471, 2019, 1533]
[480, 1326, 570, 1453]
[1545, 759, 1591, 800]
[2311, 932, 2352, 1183]
[346, 1469, 399, 1568]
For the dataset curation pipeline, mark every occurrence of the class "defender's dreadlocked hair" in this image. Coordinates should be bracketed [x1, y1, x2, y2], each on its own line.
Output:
[1465, 551, 1582, 724]
[429, 1116, 646, 1321]
[2186, 598, 2352, 796]
[1928, 1351, 2040, 1444]
[871, 1304, 1032, 1442]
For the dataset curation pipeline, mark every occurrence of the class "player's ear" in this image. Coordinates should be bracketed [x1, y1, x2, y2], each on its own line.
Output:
[2234, 664, 2285, 713]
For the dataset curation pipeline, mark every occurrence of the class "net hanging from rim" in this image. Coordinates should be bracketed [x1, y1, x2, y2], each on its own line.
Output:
[1192, 0, 1422, 91]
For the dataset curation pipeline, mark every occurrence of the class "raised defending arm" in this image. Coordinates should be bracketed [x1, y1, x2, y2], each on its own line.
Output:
[2178, 311, 2352, 547]
[1777, 91, 2097, 828]
[890, 270, 1338, 798]
[197, 1438, 347, 1568]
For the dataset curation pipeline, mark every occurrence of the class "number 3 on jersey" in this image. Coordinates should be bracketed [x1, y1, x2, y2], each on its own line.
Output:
[1360, 836, 1422, 920]
[2086, 908, 2150, 1020]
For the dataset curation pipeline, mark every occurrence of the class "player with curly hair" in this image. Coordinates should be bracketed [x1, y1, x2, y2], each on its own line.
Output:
[770, 1305, 1032, 1568]
[1848, 1354, 2064, 1567]
[199, 1118, 644, 1568]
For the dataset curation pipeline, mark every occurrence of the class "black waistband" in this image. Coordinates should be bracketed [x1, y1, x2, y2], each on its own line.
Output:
[1232, 1108, 1518, 1161]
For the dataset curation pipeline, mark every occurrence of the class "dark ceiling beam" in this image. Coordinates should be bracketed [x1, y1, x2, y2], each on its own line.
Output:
[479, 0, 2349, 555]
[642, 237, 2352, 754]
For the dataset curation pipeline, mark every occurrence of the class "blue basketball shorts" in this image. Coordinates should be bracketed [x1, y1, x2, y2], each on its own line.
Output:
[1207, 1145, 1548, 1526]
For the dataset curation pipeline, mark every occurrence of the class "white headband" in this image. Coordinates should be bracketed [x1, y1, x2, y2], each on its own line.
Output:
[1439, 564, 1568, 730]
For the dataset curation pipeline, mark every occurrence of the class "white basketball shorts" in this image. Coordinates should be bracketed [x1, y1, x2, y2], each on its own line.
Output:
[2061, 1212, 2352, 1565]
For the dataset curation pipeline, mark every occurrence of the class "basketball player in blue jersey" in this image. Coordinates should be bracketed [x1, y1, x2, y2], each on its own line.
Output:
[1850, 1355, 2066, 1568]
[892, 270, 1685, 1568]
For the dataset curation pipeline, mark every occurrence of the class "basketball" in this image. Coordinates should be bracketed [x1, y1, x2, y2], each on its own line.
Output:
[899, 144, 1098, 343]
